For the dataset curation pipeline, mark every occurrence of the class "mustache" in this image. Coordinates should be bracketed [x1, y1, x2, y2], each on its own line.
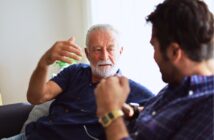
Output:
[96, 60, 113, 66]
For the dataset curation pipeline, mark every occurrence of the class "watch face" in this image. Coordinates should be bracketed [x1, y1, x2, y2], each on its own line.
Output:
[108, 112, 114, 119]
[99, 109, 124, 127]
[102, 116, 109, 124]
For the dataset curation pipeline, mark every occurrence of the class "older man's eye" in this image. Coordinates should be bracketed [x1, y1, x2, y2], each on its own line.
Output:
[93, 48, 102, 52]
[107, 47, 115, 52]
[97, 48, 102, 51]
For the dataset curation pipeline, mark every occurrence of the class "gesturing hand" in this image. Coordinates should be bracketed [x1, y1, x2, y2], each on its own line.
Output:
[40, 37, 83, 67]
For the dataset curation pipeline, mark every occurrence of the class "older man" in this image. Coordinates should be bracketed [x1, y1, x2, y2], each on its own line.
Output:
[95, 0, 214, 140]
[4, 24, 152, 140]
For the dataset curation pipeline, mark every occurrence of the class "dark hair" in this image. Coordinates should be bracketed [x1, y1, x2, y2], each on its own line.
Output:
[147, 0, 214, 61]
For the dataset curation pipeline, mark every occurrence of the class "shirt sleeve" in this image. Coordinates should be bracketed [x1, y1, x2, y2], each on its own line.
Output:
[50, 65, 78, 91]
[121, 137, 133, 140]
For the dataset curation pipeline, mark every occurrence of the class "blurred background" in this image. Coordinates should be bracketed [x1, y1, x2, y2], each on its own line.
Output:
[0, 0, 213, 104]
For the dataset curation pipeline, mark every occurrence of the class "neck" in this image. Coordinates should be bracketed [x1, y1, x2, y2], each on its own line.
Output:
[190, 59, 214, 75]
[180, 59, 214, 78]
[205, 59, 214, 74]
[172, 59, 214, 85]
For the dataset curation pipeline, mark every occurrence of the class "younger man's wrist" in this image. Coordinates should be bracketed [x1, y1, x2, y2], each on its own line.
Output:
[99, 109, 124, 128]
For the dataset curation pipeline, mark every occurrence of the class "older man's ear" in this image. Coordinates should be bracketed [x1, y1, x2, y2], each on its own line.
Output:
[84, 48, 89, 59]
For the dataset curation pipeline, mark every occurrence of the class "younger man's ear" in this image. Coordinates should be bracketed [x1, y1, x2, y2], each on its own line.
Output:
[167, 43, 182, 64]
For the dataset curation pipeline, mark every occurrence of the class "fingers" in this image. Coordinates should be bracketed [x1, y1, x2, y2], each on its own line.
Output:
[61, 51, 82, 61]
[138, 106, 144, 111]
[68, 37, 75, 43]
[63, 37, 83, 58]
[46, 37, 83, 64]
[61, 45, 82, 58]
[95, 76, 130, 116]
[97, 76, 128, 90]
[119, 76, 130, 92]
[122, 103, 134, 117]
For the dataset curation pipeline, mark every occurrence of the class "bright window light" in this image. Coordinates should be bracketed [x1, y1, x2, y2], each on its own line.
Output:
[90, 0, 214, 94]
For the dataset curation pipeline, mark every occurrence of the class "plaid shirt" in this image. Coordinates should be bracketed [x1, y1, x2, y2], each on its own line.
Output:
[122, 75, 214, 140]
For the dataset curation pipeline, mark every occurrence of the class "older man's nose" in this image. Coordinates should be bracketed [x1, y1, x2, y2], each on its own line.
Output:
[100, 49, 108, 60]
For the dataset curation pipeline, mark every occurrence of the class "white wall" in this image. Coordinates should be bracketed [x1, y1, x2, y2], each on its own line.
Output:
[0, 0, 87, 104]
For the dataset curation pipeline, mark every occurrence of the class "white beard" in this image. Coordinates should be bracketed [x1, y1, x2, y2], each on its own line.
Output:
[91, 60, 119, 78]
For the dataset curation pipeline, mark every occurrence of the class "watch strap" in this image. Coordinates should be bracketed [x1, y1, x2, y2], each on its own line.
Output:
[99, 109, 124, 127]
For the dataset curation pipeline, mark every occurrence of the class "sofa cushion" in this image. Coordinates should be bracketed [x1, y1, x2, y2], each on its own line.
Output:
[20, 100, 53, 132]
[0, 103, 33, 138]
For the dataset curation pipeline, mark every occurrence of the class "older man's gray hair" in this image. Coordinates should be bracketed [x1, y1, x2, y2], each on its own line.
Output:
[85, 24, 121, 48]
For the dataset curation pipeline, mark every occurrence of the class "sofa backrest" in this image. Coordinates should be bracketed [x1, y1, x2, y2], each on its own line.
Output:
[0, 103, 33, 138]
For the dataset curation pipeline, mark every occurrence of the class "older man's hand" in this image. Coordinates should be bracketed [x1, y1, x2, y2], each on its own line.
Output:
[38, 37, 82, 68]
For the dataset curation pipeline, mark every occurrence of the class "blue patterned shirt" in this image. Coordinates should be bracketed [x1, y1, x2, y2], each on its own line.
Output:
[123, 75, 214, 140]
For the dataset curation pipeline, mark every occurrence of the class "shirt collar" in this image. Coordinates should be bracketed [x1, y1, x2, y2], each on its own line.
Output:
[188, 75, 214, 95]
[164, 75, 214, 98]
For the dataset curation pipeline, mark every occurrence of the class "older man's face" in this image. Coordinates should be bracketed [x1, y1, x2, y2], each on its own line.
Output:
[86, 29, 123, 78]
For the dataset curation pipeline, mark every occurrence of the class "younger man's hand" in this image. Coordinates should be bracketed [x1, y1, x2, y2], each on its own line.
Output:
[95, 76, 130, 117]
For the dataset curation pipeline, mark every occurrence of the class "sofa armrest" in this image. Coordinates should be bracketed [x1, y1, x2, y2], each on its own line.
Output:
[0, 103, 33, 138]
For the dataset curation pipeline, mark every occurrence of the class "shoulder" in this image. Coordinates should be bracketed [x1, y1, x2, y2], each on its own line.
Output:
[128, 79, 143, 88]
[126, 79, 154, 104]
[50, 63, 91, 88]
[65, 63, 90, 71]
[128, 79, 153, 95]
[58, 63, 90, 75]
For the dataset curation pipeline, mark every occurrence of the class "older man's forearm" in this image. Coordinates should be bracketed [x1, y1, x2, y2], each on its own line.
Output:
[27, 62, 49, 105]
